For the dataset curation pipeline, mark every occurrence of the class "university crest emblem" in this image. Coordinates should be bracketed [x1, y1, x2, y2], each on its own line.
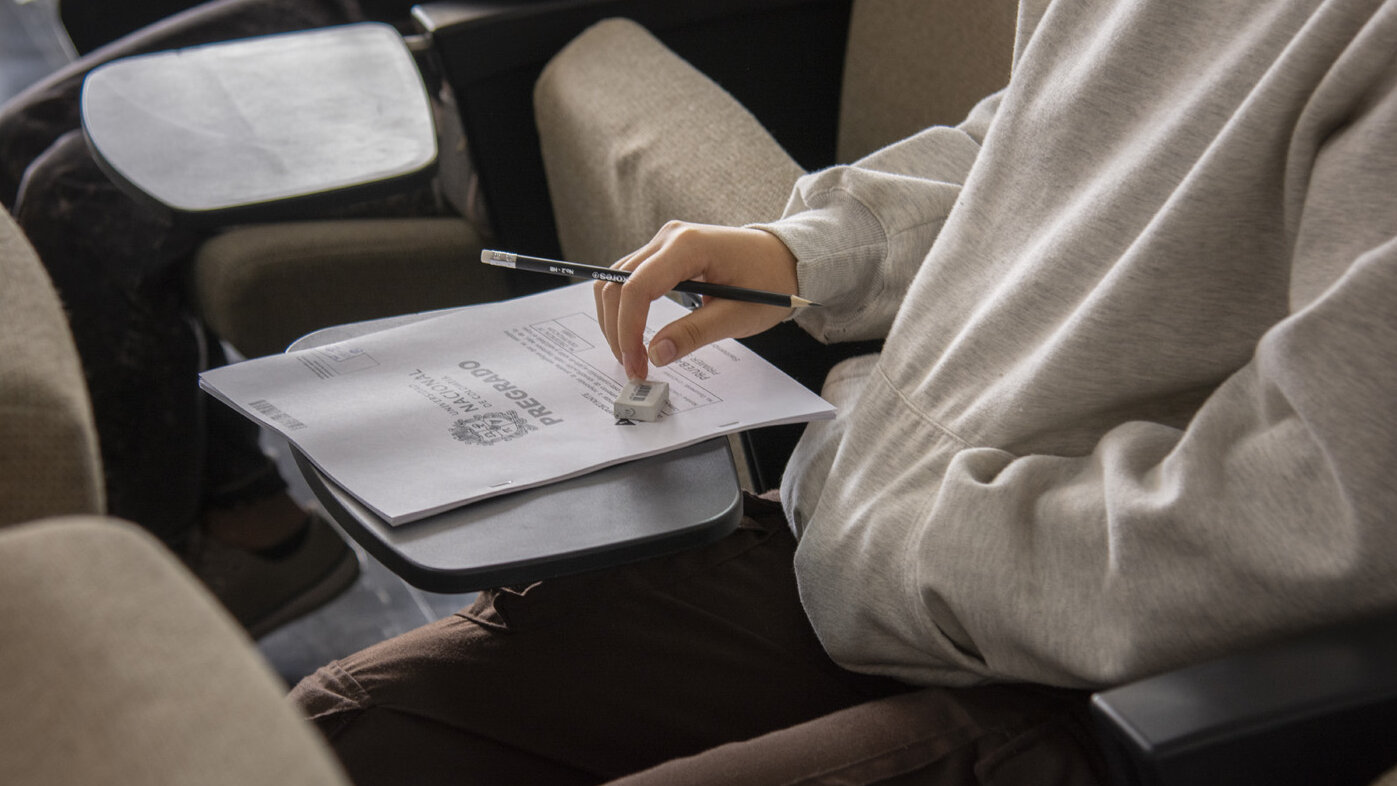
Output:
[449, 411, 536, 446]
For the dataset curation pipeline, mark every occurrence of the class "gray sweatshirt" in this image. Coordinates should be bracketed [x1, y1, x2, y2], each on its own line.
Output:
[760, 0, 1397, 688]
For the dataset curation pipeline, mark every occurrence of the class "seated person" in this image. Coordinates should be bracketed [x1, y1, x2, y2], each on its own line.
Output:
[0, 0, 432, 634]
[268, 0, 1393, 782]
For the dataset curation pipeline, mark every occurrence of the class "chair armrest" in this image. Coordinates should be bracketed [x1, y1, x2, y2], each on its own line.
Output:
[1091, 611, 1397, 786]
[412, 0, 851, 256]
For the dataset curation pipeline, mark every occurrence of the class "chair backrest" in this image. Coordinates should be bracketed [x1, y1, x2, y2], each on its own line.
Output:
[837, 0, 1018, 162]
[0, 206, 104, 527]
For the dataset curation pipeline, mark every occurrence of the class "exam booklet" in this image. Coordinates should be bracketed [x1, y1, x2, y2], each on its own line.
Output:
[199, 284, 834, 525]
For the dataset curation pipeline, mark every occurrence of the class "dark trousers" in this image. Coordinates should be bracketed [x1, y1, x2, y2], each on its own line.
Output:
[290, 495, 1107, 785]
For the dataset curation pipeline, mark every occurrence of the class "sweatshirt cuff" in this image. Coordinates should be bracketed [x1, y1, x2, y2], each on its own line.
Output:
[749, 188, 888, 314]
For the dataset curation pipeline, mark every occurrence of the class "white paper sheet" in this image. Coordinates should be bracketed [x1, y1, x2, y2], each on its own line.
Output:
[199, 284, 833, 525]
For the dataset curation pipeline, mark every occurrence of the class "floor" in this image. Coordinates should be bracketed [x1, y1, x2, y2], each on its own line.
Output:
[258, 432, 478, 686]
[2, 0, 476, 689]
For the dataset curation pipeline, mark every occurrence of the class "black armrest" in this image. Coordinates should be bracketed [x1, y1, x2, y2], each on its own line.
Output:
[1091, 610, 1397, 786]
[59, 0, 206, 54]
[412, 0, 851, 258]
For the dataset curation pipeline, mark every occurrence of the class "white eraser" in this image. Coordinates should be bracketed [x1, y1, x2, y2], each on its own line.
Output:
[613, 379, 669, 421]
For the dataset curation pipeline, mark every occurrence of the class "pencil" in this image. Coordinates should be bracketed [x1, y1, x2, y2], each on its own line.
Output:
[481, 250, 820, 309]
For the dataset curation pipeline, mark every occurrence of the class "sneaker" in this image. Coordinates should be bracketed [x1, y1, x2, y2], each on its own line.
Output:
[185, 510, 360, 638]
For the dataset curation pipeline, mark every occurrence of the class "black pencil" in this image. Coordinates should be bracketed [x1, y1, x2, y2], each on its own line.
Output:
[481, 250, 820, 309]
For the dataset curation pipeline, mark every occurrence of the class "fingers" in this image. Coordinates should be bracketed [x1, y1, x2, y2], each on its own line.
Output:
[593, 222, 799, 380]
[593, 270, 626, 362]
[593, 245, 654, 373]
[649, 297, 791, 369]
[615, 241, 690, 378]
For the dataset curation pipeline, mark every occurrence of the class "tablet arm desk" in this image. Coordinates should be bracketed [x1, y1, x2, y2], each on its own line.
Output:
[288, 311, 744, 594]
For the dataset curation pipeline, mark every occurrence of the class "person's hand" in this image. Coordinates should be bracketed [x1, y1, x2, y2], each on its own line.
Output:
[596, 221, 799, 380]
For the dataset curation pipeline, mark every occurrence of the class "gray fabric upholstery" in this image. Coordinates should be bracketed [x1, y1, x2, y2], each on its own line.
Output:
[193, 216, 502, 357]
[0, 206, 103, 527]
[837, 0, 1017, 162]
[534, 18, 803, 267]
[0, 516, 349, 786]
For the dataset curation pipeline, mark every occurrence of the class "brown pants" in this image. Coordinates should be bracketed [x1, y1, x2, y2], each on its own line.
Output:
[290, 495, 1106, 785]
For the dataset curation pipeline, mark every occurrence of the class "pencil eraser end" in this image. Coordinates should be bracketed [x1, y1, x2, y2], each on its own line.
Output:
[613, 380, 669, 422]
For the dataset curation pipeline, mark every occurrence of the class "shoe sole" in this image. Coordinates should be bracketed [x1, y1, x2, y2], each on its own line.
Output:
[246, 546, 361, 639]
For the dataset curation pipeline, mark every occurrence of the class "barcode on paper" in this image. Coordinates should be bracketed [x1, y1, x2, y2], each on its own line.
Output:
[248, 399, 308, 431]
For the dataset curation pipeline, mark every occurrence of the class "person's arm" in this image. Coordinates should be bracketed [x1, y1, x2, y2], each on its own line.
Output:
[800, 237, 1397, 688]
[796, 79, 1397, 688]
[762, 91, 1003, 345]
[598, 91, 1005, 380]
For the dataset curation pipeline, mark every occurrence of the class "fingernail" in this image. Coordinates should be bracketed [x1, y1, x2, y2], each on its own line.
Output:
[622, 350, 644, 379]
[649, 338, 676, 367]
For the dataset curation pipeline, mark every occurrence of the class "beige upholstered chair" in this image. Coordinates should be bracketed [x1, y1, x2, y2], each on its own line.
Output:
[535, 0, 1018, 266]
[0, 207, 104, 528]
[192, 215, 507, 359]
[0, 205, 349, 785]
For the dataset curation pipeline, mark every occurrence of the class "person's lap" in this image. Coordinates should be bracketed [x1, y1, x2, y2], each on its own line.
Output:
[290, 495, 1106, 785]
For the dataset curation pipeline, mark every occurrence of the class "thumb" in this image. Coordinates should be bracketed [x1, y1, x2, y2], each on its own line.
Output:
[647, 300, 787, 369]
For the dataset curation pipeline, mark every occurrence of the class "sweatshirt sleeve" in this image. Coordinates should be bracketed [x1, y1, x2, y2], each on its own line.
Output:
[752, 92, 1003, 344]
[793, 68, 1397, 688]
[825, 239, 1397, 688]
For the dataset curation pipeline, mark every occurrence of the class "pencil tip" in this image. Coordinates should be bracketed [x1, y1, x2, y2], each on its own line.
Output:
[791, 296, 822, 308]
